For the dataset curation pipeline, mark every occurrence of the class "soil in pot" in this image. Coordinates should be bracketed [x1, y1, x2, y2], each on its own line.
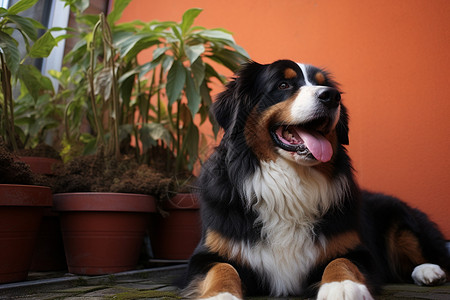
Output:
[0, 142, 36, 185]
[51, 150, 173, 199]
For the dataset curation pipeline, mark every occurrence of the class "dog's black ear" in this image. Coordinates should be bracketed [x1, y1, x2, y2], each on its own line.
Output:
[212, 61, 264, 130]
[212, 80, 238, 130]
[336, 104, 350, 145]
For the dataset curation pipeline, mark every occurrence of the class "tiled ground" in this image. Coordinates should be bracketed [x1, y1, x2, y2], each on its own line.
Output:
[0, 265, 449, 299]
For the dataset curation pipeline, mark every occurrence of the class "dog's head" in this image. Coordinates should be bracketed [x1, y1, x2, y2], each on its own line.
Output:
[214, 60, 349, 167]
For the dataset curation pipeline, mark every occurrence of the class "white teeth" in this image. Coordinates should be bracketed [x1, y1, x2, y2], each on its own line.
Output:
[282, 128, 293, 142]
[282, 127, 301, 144]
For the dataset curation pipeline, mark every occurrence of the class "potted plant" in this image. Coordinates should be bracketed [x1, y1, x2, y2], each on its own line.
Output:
[49, 0, 169, 275]
[0, 143, 52, 282]
[51, 1, 249, 263]
[0, 0, 64, 281]
[113, 7, 249, 259]
[0, 0, 65, 157]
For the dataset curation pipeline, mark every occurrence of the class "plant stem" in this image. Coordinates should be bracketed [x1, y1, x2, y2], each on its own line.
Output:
[89, 19, 106, 149]
[146, 66, 156, 124]
[157, 66, 163, 123]
[175, 99, 182, 173]
[0, 52, 18, 151]
[101, 13, 120, 160]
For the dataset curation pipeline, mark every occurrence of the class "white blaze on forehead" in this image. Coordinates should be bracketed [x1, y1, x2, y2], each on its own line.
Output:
[297, 63, 313, 86]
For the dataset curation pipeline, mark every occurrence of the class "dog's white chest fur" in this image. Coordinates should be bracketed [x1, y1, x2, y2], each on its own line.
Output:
[240, 158, 348, 296]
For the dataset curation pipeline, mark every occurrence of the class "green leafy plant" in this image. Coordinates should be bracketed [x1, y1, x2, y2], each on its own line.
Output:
[57, 0, 143, 160]
[116, 7, 249, 173]
[0, 0, 64, 151]
[58, 1, 248, 176]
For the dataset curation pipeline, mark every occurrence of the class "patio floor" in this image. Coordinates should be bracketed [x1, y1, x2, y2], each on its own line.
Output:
[0, 264, 449, 299]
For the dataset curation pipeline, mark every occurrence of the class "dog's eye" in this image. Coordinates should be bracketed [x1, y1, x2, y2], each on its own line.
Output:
[278, 82, 290, 90]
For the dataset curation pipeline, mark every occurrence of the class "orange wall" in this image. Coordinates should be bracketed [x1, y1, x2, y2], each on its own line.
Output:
[120, 0, 450, 238]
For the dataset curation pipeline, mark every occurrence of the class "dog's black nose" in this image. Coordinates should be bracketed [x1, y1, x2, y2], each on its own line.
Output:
[317, 87, 341, 108]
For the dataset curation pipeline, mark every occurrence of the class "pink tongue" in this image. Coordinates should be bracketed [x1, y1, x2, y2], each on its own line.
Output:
[295, 129, 333, 162]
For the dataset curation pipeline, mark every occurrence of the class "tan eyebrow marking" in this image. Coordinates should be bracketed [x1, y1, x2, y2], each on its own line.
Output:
[315, 71, 326, 84]
[284, 68, 297, 79]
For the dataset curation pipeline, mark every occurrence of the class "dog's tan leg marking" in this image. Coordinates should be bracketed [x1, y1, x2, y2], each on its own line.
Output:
[318, 231, 361, 265]
[322, 258, 365, 284]
[205, 230, 246, 265]
[387, 225, 426, 278]
[199, 263, 243, 299]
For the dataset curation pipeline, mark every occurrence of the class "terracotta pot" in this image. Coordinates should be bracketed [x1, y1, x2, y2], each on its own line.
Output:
[0, 184, 52, 283]
[53, 193, 156, 275]
[151, 193, 201, 260]
[17, 157, 66, 271]
[29, 209, 67, 271]
[18, 156, 60, 175]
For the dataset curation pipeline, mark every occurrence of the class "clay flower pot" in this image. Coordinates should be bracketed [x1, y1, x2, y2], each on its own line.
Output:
[150, 193, 201, 260]
[17, 156, 67, 271]
[53, 192, 156, 275]
[0, 184, 52, 283]
[29, 209, 67, 271]
[18, 156, 60, 175]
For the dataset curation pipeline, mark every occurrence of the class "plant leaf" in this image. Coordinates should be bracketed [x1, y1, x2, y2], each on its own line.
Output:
[119, 71, 134, 110]
[204, 62, 226, 84]
[198, 29, 235, 43]
[185, 72, 201, 117]
[17, 64, 52, 100]
[231, 43, 250, 58]
[191, 57, 205, 88]
[137, 60, 160, 78]
[115, 32, 161, 59]
[183, 123, 199, 171]
[94, 67, 114, 100]
[200, 80, 212, 104]
[170, 25, 183, 43]
[140, 123, 171, 151]
[28, 17, 46, 30]
[29, 31, 57, 58]
[153, 46, 169, 60]
[75, 14, 100, 27]
[185, 44, 205, 64]
[208, 48, 247, 72]
[0, 32, 20, 74]
[7, 0, 39, 15]
[107, 0, 133, 25]
[166, 60, 186, 105]
[148, 123, 171, 142]
[66, 0, 89, 14]
[118, 124, 133, 142]
[181, 8, 202, 34]
[6, 15, 38, 41]
[82, 136, 97, 155]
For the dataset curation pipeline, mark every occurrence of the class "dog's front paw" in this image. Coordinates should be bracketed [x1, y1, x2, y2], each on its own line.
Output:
[317, 280, 374, 300]
[412, 263, 447, 286]
[202, 292, 242, 300]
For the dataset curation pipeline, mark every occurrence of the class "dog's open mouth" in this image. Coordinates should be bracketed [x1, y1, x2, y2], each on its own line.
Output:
[270, 118, 333, 163]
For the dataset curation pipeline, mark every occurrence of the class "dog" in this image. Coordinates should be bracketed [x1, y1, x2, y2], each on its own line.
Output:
[179, 60, 449, 299]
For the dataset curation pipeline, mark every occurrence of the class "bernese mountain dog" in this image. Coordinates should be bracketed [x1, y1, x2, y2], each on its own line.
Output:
[180, 60, 449, 299]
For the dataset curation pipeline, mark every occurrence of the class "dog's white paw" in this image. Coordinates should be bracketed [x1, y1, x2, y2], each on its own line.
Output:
[317, 280, 374, 300]
[412, 263, 447, 286]
[202, 292, 242, 300]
